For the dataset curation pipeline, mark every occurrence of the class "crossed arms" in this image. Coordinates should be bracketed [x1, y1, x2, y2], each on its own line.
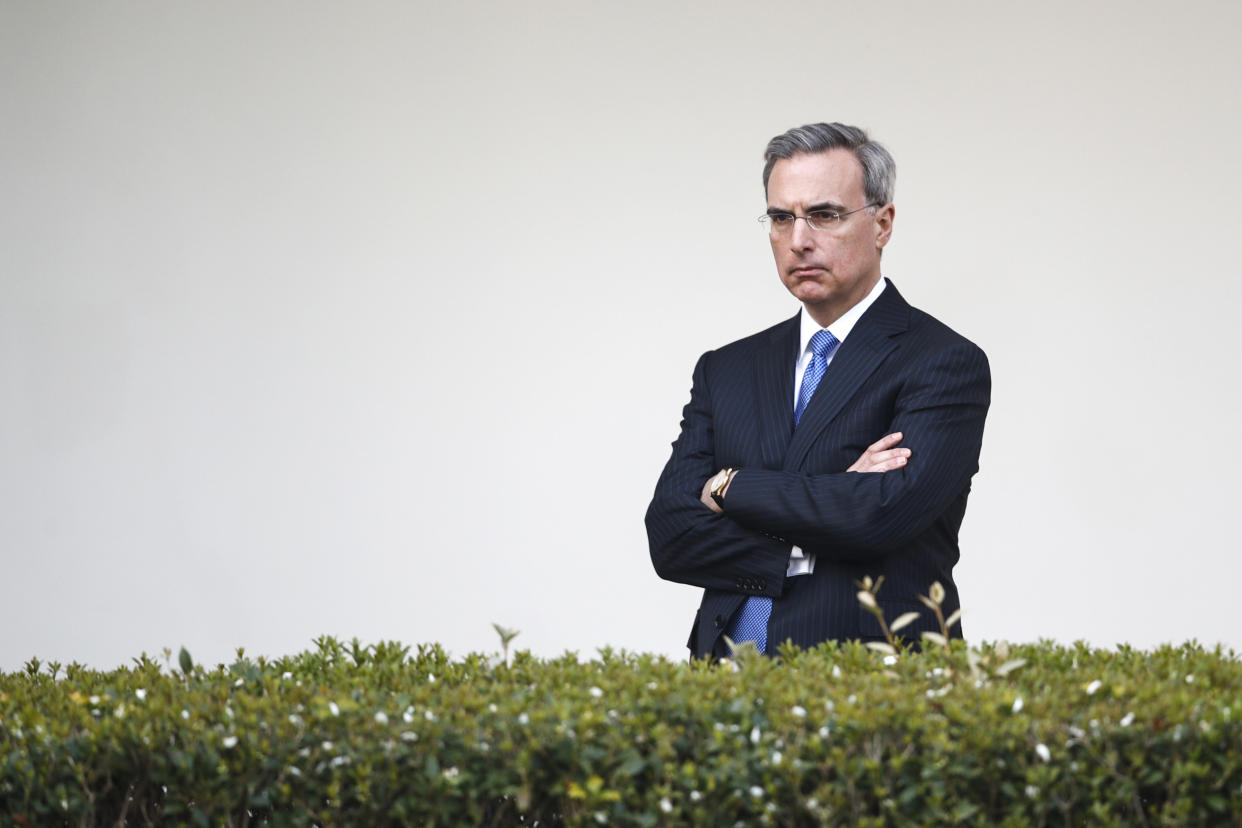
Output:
[699, 431, 911, 512]
[645, 340, 990, 596]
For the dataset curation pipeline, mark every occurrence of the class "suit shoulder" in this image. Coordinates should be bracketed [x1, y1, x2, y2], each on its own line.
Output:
[906, 305, 987, 359]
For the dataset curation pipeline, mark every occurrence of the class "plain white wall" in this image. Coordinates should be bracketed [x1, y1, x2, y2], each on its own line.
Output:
[3, 1, 1241, 671]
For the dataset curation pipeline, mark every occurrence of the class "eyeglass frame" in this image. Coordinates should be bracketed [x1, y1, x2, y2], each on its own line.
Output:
[758, 202, 881, 233]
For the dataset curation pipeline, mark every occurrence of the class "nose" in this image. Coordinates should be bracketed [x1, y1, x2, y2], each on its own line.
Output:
[788, 216, 815, 251]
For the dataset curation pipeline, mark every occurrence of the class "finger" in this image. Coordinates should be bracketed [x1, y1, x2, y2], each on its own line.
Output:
[868, 448, 912, 464]
[865, 432, 903, 453]
[861, 455, 908, 473]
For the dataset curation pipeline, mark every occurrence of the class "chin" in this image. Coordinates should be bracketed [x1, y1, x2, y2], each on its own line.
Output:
[791, 285, 833, 304]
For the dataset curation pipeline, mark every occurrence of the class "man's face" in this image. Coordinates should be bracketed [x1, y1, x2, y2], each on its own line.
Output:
[765, 149, 894, 323]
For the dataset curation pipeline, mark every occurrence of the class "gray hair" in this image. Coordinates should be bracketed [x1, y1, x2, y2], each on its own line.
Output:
[762, 122, 896, 206]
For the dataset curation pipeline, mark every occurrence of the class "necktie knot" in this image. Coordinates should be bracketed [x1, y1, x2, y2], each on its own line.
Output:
[810, 329, 839, 359]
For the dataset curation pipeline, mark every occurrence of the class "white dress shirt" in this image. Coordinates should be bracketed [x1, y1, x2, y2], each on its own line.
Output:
[786, 276, 888, 577]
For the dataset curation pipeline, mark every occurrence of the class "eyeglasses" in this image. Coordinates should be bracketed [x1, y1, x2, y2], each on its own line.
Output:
[758, 203, 880, 234]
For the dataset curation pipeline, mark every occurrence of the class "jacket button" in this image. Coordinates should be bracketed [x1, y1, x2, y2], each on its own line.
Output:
[714, 614, 724, 628]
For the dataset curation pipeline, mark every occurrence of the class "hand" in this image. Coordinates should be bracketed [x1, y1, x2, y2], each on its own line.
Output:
[847, 432, 910, 473]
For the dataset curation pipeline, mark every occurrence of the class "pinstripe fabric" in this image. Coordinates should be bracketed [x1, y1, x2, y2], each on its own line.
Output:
[726, 328, 840, 654]
[646, 280, 991, 659]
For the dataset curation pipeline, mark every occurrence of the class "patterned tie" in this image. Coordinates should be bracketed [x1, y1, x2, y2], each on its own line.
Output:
[794, 329, 840, 426]
[726, 328, 839, 655]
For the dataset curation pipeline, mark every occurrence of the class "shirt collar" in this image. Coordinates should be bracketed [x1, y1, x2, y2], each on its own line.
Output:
[797, 276, 888, 357]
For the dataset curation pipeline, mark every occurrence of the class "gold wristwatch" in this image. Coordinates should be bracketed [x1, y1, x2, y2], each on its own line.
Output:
[710, 468, 736, 505]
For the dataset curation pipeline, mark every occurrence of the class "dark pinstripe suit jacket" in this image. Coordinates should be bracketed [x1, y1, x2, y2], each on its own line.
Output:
[645, 280, 990, 658]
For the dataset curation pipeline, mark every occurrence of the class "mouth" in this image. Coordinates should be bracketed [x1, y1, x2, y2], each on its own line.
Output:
[789, 266, 826, 278]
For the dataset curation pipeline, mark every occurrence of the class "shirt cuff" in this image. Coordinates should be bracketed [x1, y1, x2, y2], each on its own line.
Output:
[786, 545, 815, 576]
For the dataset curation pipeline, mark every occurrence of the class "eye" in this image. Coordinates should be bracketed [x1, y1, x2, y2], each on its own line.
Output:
[769, 213, 795, 225]
[809, 210, 842, 224]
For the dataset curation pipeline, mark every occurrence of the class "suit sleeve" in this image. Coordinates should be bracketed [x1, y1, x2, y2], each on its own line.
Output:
[720, 340, 990, 558]
[645, 351, 791, 598]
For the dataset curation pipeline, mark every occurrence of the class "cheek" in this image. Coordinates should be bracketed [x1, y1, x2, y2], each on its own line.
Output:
[830, 242, 862, 268]
[771, 244, 791, 270]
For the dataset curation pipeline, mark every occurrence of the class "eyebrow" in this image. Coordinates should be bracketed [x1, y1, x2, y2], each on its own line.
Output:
[765, 200, 847, 215]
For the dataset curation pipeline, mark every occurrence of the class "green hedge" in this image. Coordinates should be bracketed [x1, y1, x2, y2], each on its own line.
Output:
[2, 637, 1240, 826]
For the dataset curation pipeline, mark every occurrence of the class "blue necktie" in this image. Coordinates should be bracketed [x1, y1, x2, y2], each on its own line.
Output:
[794, 329, 840, 426]
[726, 328, 839, 655]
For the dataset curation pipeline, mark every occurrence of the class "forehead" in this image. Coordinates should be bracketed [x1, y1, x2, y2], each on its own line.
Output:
[766, 149, 864, 207]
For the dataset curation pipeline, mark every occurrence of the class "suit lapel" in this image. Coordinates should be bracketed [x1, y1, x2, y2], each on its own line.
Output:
[783, 281, 912, 471]
[752, 314, 799, 470]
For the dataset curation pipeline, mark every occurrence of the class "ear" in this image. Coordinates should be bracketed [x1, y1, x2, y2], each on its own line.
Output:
[874, 203, 895, 250]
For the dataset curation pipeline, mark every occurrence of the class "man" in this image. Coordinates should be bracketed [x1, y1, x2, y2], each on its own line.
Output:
[645, 122, 990, 659]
